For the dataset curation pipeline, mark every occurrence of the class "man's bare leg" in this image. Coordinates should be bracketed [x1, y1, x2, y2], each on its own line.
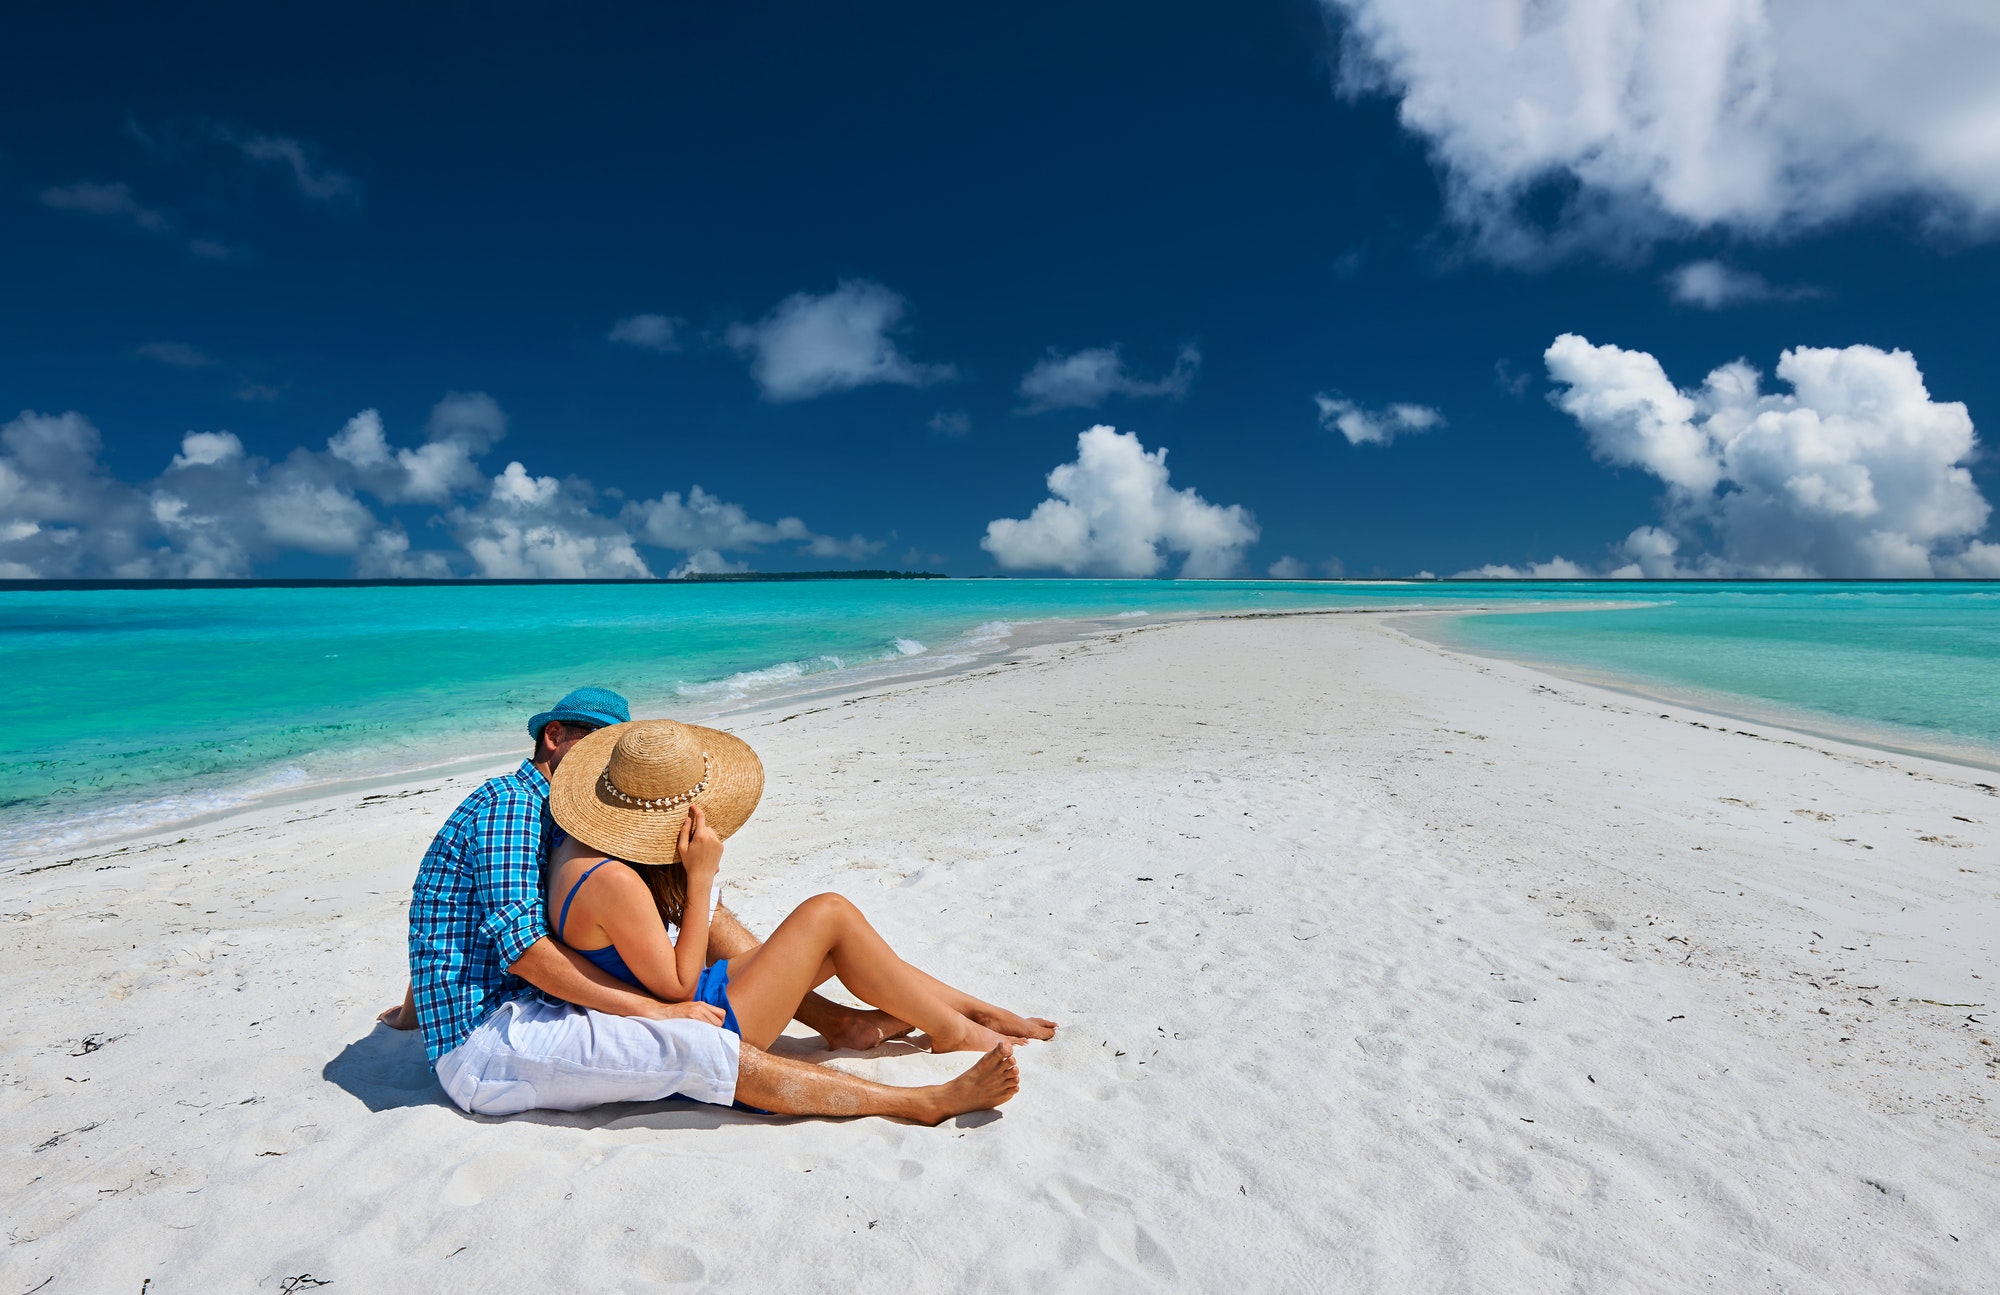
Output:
[734, 1041, 1018, 1124]
[711, 905, 911, 1050]
[379, 981, 418, 1030]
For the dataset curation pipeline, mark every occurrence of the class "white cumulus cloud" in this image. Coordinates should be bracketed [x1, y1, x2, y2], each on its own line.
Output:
[624, 485, 809, 551]
[325, 409, 394, 470]
[353, 526, 454, 579]
[801, 532, 884, 561]
[1453, 557, 1594, 579]
[1313, 394, 1444, 445]
[170, 430, 244, 469]
[1016, 345, 1200, 414]
[1268, 555, 1348, 578]
[0, 411, 159, 577]
[669, 549, 752, 579]
[1666, 261, 1772, 309]
[251, 476, 379, 555]
[1542, 332, 1998, 576]
[607, 313, 684, 353]
[1324, 0, 2000, 256]
[0, 393, 884, 579]
[150, 434, 384, 575]
[982, 425, 1259, 577]
[0, 413, 388, 578]
[328, 393, 504, 504]
[725, 280, 954, 402]
[1665, 260, 1817, 308]
[623, 484, 881, 564]
[449, 463, 652, 579]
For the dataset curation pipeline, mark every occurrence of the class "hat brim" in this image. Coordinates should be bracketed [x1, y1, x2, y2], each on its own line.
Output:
[548, 721, 764, 865]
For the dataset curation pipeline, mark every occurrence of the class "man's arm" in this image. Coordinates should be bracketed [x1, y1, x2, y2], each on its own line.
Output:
[509, 936, 724, 1024]
[468, 786, 717, 1025]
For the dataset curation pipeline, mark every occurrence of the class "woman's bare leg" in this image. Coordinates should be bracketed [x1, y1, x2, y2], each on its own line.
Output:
[710, 905, 911, 1049]
[724, 894, 1023, 1053]
[881, 963, 1057, 1041]
[750, 923, 1053, 1044]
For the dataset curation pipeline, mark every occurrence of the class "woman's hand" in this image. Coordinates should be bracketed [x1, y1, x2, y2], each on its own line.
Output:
[678, 803, 724, 878]
[643, 999, 726, 1027]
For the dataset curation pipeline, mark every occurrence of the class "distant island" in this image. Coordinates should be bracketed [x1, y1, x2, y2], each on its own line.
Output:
[677, 570, 944, 582]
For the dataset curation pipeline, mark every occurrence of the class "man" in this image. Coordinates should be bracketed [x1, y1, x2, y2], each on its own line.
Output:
[384, 686, 1018, 1123]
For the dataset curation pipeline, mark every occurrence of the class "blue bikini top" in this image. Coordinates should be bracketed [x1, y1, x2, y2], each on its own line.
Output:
[553, 835, 643, 988]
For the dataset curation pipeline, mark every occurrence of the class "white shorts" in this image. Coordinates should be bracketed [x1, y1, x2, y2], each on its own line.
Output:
[435, 996, 740, 1115]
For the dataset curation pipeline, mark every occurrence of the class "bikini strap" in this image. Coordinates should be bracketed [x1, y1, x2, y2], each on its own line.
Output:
[557, 857, 615, 942]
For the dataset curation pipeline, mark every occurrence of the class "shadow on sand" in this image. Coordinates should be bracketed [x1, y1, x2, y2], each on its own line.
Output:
[321, 1023, 457, 1113]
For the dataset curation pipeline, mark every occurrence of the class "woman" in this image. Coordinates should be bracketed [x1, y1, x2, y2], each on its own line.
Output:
[545, 717, 1057, 1054]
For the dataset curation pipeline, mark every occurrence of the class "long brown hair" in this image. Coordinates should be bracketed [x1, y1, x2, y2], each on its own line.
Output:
[639, 862, 689, 931]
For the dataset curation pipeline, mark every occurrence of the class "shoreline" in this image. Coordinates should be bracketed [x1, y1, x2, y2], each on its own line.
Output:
[13, 593, 1995, 867]
[6, 602, 1460, 867]
[1389, 605, 2000, 778]
[0, 610, 1127, 867]
[1385, 618, 2000, 798]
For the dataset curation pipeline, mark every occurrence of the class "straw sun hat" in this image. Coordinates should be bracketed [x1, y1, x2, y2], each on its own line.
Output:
[549, 719, 764, 866]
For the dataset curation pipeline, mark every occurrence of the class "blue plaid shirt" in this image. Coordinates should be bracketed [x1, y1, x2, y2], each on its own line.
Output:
[409, 761, 553, 1065]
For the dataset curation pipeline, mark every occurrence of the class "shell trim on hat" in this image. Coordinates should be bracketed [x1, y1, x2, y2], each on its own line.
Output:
[600, 751, 711, 810]
[547, 719, 764, 866]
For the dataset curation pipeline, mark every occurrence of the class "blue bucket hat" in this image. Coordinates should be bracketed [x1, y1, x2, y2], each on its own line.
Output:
[528, 686, 631, 742]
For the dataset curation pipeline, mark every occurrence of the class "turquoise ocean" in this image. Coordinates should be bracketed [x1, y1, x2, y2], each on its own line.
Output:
[2, 579, 1995, 862]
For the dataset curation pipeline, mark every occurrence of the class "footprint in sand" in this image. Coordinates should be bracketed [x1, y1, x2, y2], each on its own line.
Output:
[441, 1150, 544, 1207]
[629, 1240, 705, 1287]
[1044, 1174, 1178, 1280]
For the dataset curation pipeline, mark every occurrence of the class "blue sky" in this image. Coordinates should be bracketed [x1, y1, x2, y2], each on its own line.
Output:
[5, 2, 2000, 579]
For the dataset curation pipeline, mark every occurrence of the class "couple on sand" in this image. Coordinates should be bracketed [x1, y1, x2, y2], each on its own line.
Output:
[382, 686, 1055, 1122]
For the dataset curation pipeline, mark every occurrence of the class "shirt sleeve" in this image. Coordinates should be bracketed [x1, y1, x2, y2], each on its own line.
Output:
[470, 787, 549, 969]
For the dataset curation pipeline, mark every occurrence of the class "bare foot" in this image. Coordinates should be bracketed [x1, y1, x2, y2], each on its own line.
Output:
[820, 1007, 913, 1052]
[378, 1003, 417, 1031]
[968, 1006, 1057, 1041]
[925, 1018, 1016, 1054]
[911, 1044, 1019, 1124]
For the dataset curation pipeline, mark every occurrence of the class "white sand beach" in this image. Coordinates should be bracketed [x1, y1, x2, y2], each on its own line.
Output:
[3, 612, 1996, 1292]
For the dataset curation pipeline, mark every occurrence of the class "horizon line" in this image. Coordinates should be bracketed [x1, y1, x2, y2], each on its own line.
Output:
[2, 574, 1997, 592]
